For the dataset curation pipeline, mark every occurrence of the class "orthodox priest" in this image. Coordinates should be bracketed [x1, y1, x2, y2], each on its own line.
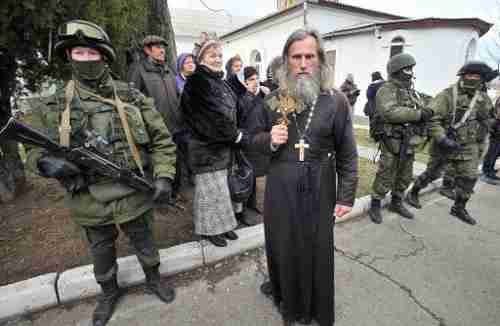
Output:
[251, 28, 358, 325]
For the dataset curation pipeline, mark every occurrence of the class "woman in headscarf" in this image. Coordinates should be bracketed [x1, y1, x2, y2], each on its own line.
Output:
[175, 53, 195, 94]
[180, 36, 246, 247]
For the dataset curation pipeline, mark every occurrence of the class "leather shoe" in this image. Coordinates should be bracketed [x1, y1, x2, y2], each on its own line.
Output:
[236, 211, 257, 226]
[203, 235, 227, 247]
[223, 230, 238, 240]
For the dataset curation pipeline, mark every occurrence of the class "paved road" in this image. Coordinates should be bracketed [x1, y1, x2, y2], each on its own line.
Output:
[4, 180, 500, 326]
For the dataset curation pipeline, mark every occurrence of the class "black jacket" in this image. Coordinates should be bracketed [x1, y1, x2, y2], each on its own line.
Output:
[181, 65, 240, 174]
[127, 57, 182, 136]
[238, 91, 272, 176]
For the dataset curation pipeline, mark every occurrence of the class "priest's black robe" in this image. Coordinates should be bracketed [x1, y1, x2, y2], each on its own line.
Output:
[251, 89, 358, 325]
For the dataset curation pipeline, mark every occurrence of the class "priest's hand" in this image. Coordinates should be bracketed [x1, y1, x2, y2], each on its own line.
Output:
[335, 204, 352, 218]
[271, 124, 288, 146]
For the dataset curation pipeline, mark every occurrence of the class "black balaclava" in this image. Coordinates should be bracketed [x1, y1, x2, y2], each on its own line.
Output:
[460, 76, 482, 95]
[71, 60, 107, 85]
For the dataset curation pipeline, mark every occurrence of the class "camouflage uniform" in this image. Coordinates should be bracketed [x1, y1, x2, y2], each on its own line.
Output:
[408, 87, 492, 203]
[368, 53, 433, 224]
[406, 61, 497, 225]
[428, 83, 493, 223]
[26, 20, 177, 326]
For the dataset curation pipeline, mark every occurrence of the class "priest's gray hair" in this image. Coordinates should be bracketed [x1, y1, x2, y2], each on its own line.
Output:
[277, 28, 334, 92]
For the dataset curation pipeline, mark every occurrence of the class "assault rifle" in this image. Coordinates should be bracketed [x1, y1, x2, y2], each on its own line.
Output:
[0, 115, 154, 193]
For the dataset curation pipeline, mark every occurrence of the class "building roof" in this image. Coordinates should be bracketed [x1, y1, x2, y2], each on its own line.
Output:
[170, 7, 254, 38]
[220, 0, 406, 40]
[323, 17, 492, 39]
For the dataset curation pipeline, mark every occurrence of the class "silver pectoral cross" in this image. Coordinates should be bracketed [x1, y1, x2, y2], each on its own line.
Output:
[294, 138, 310, 162]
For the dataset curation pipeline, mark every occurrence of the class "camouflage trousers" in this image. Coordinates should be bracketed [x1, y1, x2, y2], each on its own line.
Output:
[414, 142, 448, 189]
[83, 210, 160, 283]
[371, 143, 414, 200]
[416, 142, 480, 201]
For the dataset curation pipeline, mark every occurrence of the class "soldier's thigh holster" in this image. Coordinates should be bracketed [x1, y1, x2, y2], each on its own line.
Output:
[120, 212, 160, 269]
[84, 224, 119, 283]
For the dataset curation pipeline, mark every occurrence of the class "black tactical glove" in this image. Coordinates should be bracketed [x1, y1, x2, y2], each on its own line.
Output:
[419, 108, 434, 122]
[153, 178, 173, 202]
[438, 137, 461, 151]
[37, 155, 81, 178]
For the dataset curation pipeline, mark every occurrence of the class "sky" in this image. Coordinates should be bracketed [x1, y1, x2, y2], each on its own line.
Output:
[169, 0, 500, 24]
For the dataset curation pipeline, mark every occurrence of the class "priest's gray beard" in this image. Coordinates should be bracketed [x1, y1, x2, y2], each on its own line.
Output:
[288, 72, 321, 106]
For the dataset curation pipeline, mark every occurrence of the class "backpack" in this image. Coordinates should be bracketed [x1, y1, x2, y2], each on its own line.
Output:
[365, 80, 385, 141]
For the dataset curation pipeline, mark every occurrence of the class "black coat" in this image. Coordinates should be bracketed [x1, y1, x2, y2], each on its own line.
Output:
[180, 65, 240, 174]
[127, 57, 182, 136]
[238, 91, 271, 176]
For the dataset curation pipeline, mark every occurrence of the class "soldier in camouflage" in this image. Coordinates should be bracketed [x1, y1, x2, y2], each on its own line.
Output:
[406, 61, 496, 225]
[368, 53, 434, 224]
[25, 20, 177, 326]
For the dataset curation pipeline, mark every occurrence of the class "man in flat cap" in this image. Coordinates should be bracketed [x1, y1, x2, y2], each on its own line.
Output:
[128, 35, 183, 201]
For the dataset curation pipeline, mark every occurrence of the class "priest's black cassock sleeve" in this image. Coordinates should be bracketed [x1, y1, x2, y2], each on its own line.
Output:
[249, 89, 358, 326]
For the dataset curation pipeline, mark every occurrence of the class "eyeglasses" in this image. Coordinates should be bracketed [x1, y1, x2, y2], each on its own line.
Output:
[57, 20, 106, 41]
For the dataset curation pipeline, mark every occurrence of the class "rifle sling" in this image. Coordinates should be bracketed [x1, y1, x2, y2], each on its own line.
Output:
[451, 84, 479, 130]
[62, 79, 146, 176]
[60, 80, 75, 147]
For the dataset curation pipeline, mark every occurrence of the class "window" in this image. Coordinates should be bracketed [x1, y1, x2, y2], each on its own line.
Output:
[390, 36, 405, 58]
[326, 50, 336, 84]
[465, 39, 477, 62]
[250, 50, 262, 78]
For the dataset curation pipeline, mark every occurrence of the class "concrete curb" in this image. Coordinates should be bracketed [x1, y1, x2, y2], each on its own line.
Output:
[0, 179, 443, 321]
[0, 273, 58, 320]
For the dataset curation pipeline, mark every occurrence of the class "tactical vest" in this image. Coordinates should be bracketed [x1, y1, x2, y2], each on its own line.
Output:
[46, 86, 152, 174]
[445, 87, 485, 145]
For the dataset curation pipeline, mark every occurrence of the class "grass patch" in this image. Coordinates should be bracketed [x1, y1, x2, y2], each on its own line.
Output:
[354, 128, 430, 164]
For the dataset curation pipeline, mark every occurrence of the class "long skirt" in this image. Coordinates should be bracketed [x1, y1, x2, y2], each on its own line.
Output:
[193, 169, 238, 236]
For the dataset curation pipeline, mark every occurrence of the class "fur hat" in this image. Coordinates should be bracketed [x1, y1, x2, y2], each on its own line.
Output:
[193, 32, 220, 63]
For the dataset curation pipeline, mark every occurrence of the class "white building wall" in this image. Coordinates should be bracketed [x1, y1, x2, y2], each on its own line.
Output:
[326, 26, 479, 116]
[324, 31, 378, 115]
[222, 13, 305, 79]
[306, 5, 394, 34]
[175, 35, 198, 55]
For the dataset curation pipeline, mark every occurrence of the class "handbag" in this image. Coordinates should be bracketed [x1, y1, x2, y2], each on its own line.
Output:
[227, 149, 255, 202]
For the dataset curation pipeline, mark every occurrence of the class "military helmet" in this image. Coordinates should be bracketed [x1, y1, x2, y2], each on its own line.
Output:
[54, 20, 116, 62]
[387, 53, 416, 75]
[142, 35, 168, 47]
[457, 61, 493, 80]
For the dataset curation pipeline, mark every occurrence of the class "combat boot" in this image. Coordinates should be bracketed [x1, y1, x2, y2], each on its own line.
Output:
[389, 196, 414, 219]
[405, 179, 424, 209]
[144, 265, 176, 303]
[92, 277, 123, 326]
[480, 173, 500, 186]
[368, 199, 383, 224]
[450, 199, 476, 225]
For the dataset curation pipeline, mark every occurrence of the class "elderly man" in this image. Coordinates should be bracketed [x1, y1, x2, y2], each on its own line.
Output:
[251, 28, 358, 326]
[127, 35, 180, 137]
[128, 36, 184, 202]
[26, 21, 176, 326]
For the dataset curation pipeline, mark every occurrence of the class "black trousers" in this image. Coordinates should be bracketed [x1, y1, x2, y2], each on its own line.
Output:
[84, 212, 160, 283]
[482, 139, 500, 175]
